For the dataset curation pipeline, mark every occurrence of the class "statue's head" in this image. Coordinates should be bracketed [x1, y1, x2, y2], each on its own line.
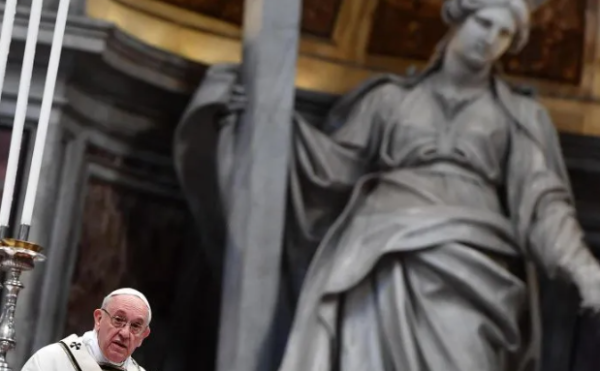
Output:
[442, 0, 535, 69]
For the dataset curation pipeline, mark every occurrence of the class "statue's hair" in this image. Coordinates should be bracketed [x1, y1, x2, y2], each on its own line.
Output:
[441, 0, 531, 53]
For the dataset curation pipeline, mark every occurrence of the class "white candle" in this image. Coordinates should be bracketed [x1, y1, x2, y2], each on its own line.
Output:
[21, 0, 71, 226]
[0, 0, 45, 228]
[0, 0, 19, 104]
[0, 0, 23, 227]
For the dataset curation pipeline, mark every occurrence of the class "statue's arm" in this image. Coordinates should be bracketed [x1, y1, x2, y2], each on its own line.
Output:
[181, 66, 401, 192]
[289, 82, 403, 243]
[293, 82, 402, 187]
[506, 102, 600, 309]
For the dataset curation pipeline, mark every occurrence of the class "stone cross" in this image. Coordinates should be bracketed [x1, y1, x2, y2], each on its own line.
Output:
[216, 1, 302, 371]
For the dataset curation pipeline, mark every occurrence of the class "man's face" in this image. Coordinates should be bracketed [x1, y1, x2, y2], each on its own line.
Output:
[93, 295, 151, 363]
[449, 6, 517, 70]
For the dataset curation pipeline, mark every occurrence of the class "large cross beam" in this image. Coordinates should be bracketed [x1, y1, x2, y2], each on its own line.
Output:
[216, 1, 302, 371]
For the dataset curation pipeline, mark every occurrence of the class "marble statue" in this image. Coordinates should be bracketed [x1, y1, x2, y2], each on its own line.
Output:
[174, 0, 600, 370]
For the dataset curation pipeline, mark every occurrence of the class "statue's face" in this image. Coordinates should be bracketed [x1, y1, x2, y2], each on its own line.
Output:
[448, 6, 517, 69]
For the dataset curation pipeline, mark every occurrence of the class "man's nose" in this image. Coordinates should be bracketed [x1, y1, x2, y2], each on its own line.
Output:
[118, 324, 131, 338]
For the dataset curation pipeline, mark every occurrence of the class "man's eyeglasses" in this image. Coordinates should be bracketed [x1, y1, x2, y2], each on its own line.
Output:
[101, 309, 146, 336]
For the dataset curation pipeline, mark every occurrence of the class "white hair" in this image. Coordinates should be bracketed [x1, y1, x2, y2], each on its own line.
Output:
[101, 288, 152, 324]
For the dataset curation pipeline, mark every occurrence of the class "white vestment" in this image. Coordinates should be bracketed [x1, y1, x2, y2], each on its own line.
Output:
[21, 331, 146, 371]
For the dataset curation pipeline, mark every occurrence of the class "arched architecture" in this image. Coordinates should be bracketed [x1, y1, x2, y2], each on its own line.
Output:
[4, 0, 600, 370]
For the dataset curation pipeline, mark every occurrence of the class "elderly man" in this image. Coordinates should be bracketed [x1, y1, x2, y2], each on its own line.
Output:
[22, 288, 151, 371]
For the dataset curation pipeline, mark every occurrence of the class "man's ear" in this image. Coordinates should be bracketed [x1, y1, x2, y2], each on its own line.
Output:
[142, 326, 151, 340]
[93, 309, 103, 331]
[138, 327, 151, 347]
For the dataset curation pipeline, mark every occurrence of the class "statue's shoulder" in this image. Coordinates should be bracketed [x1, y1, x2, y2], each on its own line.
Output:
[348, 73, 410, 106]
[495, 78, 558, 148]
[359, 73, 408, 92]
[332, 73, 407, 110]
[511, 85, 551, 126]
[495, 78, 546, 116]
[509, 84, 545, 114]
[366, 66, 434, 98]
[507, 82, 551, 119]
[323, 73, 407, 132]
[373, 78, 409, 100]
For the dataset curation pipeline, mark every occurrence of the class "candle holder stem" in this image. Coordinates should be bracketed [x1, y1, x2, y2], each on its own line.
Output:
[0, 267, 22, 371]
[0, 239, 44, 371]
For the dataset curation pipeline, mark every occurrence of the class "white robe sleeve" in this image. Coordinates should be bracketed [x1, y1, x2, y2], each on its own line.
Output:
[21, 343, 73, 371]
[21, 355, 42, 371]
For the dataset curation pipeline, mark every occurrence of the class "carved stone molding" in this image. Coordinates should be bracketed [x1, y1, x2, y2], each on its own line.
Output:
[102, 30, 206, 94]
[65, 51, 192, 150]
[1, 3, 110, 53]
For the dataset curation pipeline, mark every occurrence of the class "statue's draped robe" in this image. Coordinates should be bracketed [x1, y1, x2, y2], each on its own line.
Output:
[175, 65, 590, 371]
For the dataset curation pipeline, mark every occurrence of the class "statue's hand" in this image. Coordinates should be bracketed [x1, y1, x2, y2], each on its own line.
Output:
[225, 84, 247, 114]
[575, 268, 600, 314]
[217, 84, 247, 128]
